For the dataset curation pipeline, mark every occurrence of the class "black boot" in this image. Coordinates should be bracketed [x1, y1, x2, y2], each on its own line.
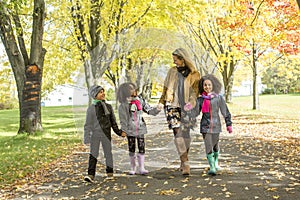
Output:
[106, 166, 114, 177]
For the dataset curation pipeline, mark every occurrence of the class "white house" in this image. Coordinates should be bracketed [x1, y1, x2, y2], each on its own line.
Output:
[42, 84, 88, 106]
[232, 79, 265, 97]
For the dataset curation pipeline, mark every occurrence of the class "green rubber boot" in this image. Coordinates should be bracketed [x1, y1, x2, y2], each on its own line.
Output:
[214, 151, 220, 171]
[207, 153, 216, 176]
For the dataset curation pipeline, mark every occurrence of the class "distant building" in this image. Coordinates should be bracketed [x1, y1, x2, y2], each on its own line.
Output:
[232, 79, 265, 97]
[42, 84, 88, 106]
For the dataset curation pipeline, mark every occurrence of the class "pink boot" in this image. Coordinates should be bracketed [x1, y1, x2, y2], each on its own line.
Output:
[129, 155, 136, 175]
[137, 153, 148, 175]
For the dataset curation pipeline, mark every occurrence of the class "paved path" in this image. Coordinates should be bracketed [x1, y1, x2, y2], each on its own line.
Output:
[3, 111, 300, 200]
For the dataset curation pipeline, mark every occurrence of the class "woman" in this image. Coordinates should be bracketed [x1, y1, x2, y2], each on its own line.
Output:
[158, 48, 200, 176]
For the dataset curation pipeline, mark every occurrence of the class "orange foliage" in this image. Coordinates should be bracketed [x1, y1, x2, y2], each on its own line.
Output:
[268, 0, 299, 54]
[217, 0, 299, 55]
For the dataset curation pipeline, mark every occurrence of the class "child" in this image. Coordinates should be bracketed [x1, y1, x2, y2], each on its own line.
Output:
[193, 74, 232, 176]
[84, 85, 126, 182]
[117, 82, 161, 175]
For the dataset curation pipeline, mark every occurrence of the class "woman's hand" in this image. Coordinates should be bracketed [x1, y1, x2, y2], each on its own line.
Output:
[184, 102, 193, 111]
[157, 103, 164, 111]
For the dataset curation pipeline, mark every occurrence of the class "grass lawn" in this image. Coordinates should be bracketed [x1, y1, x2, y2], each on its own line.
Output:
[0, 94, 299, 187]
[229, 94, 300, 119]
[228, 94, 300, 139]
[0, 106, 83, 187]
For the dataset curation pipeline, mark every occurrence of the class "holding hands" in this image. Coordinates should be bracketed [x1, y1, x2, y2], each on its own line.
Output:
[157, 103, 164, 111]
[121, 131, 127, 137]
[184, 102, 193, 111]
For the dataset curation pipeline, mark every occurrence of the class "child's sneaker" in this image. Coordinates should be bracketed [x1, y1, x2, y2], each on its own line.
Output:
[84, 175, 94, 182]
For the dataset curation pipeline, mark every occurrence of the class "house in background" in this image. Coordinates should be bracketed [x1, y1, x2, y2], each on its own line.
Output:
[42, 84, 88, 106]
[232, 79, 265, 97]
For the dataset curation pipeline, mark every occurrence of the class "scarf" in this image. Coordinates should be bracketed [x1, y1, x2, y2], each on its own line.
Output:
[201, 92, 217, 113]
[93, 99, 110, 115]
[130, 97, 142, 111]
[177, 66, 190, 77]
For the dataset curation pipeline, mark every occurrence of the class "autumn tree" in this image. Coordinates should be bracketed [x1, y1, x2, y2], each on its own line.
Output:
[70, 0, 153, 94]
[216, 0, 299, 109]
[158, 1, 240, 103]
[262, 53, 300, 94]
[0, 0, 46, 134]
[229, 0, 275, 110]
[188, 18, 239, 103]
[41, 1, 82, 94]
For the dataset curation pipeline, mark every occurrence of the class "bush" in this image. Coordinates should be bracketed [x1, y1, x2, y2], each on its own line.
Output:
[0, 99, 18, 110]
[262, 88, 274, 94]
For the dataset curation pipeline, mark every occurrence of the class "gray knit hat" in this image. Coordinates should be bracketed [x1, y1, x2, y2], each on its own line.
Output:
[89, 85, 104, 99]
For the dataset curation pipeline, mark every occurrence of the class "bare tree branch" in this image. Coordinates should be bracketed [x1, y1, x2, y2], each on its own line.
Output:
[250, 0, 265, 26]
[11, 7, 29, 65]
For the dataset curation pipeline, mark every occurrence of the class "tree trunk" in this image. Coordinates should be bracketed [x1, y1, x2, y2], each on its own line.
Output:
[225, 75, 234, 103]
[252, 46, 259, 110]
[141, 59, 153, 100]
[136, 59, 145, 94]
[252, 73, 259, 110]
[222, 58, 235, 103]
[19, 65, 43, 133]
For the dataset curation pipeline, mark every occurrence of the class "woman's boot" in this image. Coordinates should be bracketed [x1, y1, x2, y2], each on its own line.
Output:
[181, 152, 190, 176]
[174, 137, 190, 176]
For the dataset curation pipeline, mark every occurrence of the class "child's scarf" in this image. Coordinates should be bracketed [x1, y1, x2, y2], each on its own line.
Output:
[201, 92, 217, 113]
[130, 97, 142, 111]
[93, 99, 110, 115]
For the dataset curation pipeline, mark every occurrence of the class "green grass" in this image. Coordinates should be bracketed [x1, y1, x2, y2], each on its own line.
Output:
[0, 106, 83, 187]
[0, 109, 19, 136]
[228, 94, 300, 120]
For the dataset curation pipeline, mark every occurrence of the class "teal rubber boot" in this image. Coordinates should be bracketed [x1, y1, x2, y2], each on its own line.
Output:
[214, 151, 220, 171]
[207, 153, 216, 176]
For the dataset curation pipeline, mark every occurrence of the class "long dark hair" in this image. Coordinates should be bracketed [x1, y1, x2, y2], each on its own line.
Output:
[198, 74, 222, 94]
[117, 82, 136, 103]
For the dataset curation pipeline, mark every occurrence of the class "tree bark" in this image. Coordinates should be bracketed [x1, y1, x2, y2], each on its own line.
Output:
[252, 44, 259, 110]
[19, 65, 43, 133]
